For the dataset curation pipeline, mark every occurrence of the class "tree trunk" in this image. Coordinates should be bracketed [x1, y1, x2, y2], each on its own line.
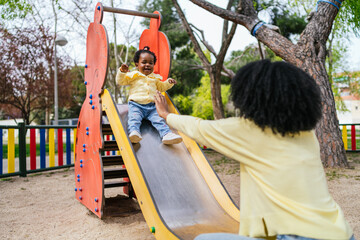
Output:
[293, 3, 348, 167]
[111, 0, 120, 101]
[327, 31, 335, 83]
[210, 66, 224, 119]
[305, 60, 348, 167]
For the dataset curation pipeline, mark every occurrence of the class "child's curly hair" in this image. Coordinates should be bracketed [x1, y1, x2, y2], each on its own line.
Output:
[133, 46, 157, 64]
[231, 59, 322, 136]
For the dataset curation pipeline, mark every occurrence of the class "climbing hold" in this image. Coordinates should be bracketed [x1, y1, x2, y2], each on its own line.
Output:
[77, 174, 80, 178]
[85, 64, 88, 68]
[150, 227, 155, 233]
[86, 127, 89, 131]
[97, 6, 100, 10]
[80, 164, 83, 168]
[83, 148, 86, 152]
[79, 188, 82, 192]
[84, 81, 87, 85]
[89, 100, 93, 105]
[77, 178, 80, 182]
[92, 105, 95, 109]
[83, 144, 86, 148]
[86, 131, 89, 135]
[95, 208, 98, 212]
[75, 188, 77, 191]
[80, 159, 83, 163]
[89, 94, 93, 99]
[95, 198, 98, 202]
[79, 196, 82, 200]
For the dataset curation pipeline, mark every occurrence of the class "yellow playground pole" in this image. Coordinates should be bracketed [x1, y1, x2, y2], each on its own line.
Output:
[342, 125, 348, 150]
[7, 129, 15, 173]
[49, 128, 55, 167]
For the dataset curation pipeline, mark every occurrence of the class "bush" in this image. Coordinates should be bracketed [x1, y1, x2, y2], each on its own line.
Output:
[191, 75, 231, 120]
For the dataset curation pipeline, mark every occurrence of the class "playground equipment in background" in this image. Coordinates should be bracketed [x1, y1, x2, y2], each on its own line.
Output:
[0, 124, 76, 178]
[0, 123, 356, 179]
[341, 124, 360, 151]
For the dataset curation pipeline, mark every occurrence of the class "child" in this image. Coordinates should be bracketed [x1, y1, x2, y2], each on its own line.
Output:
[116, 46, 182, 145]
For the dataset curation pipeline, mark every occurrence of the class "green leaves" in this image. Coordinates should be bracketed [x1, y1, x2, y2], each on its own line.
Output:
[340, 0, 360, 37]
[255, 0, 307, 39]
[174, 75, 230, 119]
[290, 0, 360, 37]
[0, 0, 32, 20]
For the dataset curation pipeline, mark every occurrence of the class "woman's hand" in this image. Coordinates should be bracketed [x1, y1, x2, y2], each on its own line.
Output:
[154, 91, 170, 120]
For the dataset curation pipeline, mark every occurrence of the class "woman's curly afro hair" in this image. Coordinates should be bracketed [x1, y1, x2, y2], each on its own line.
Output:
[133, 46, 157, 64]
[231, 59, 322, 136]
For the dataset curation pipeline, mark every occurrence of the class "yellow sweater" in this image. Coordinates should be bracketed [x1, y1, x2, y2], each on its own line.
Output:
[166, 114, 353, 239]
[116, 70, 174, 104]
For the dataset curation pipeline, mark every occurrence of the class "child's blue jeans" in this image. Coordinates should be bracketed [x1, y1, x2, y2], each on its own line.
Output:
[194, 233, 356, 240]
[128, 101, 171, 138]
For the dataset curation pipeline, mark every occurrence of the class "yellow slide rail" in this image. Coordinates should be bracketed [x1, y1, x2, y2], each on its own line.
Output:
[164, 93, 240, 222]
[101, 89, 178, 240]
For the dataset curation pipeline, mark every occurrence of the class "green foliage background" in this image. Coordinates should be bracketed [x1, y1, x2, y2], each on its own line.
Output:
[1, 0, 360, 122]
[174, 75, 231, 120]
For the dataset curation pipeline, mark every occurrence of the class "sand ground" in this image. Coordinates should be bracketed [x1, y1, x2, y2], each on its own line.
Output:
[0, 150, 359, 240]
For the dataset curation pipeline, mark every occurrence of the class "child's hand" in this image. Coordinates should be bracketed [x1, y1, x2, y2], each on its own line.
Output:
[168, 78, 177, 84]
[120, 64, 129, 72]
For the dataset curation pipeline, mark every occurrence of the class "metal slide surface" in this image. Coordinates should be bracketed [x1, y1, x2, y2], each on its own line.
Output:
[102, 90, 239, 240]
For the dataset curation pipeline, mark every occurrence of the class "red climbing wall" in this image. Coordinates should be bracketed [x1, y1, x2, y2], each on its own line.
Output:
[74, 2, 108, 218]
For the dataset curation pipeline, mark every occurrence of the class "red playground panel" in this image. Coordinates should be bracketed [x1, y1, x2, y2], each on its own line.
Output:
[74, 2, 108, 218]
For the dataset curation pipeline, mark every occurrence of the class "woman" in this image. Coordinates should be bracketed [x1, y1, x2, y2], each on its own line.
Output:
[154, 60, 354, 240]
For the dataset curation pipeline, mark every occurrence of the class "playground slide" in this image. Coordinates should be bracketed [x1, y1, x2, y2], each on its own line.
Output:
[76, 4, 240, 239]
[101, 89, 240, 240]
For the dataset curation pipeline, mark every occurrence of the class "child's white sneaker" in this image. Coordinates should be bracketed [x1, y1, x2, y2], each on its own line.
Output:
[129, 131, 142, 143]
[162, 132, 182, 145]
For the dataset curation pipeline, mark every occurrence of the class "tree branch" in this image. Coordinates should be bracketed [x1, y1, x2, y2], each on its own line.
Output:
[172, 0, 211, 70]
[297, 0, 342, 62]
[189, 23, 217, 57]
[221, 0, 233, 42]
[188, 0, 297, 63]
[217, 0, 238, 62]
[221, 65, 235, 78]
[189, 0, 256, 30]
